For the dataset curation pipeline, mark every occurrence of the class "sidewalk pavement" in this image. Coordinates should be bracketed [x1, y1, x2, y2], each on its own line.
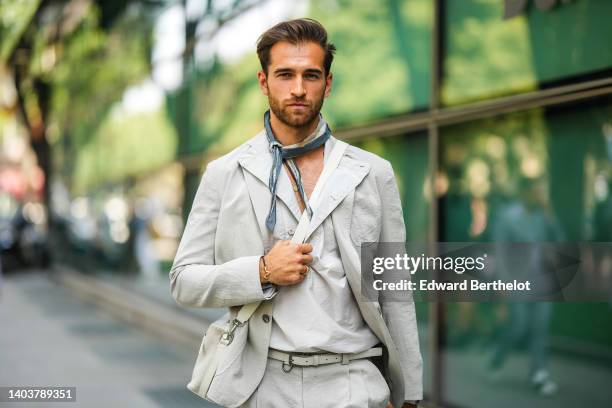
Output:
[0, 270, 220, 408]
[50, 265, 226, 350]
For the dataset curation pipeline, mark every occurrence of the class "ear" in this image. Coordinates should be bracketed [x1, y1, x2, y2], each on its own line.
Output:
[324, 72, 333, 98]
[257, 71, 269, 96]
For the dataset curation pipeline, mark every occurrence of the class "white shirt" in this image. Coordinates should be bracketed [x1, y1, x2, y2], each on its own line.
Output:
[267, 139, 380, 353]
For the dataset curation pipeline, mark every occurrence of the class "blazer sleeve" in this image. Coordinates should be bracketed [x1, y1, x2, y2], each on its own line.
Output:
[377, 161, 424, 401]
[169, 160, 272, 309]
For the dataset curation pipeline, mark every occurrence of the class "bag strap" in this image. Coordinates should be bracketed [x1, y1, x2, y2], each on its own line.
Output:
[291, 140, 348, 244]
[234, 140, 349, 325]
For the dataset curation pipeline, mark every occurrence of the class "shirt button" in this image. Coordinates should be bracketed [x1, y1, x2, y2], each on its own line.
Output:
[262, 314, 271, 323]
[287, 228, 294, 235]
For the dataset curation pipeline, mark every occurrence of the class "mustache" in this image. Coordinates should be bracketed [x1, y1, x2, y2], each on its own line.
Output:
[285, 99, 309, 105]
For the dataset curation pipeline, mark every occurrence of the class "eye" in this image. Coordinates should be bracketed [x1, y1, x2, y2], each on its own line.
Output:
[305, 73, 320, 80]
[278, 72, 292, 78]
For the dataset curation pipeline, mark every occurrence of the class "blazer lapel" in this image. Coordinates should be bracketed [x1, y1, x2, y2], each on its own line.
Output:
[303, 138, 370, 242]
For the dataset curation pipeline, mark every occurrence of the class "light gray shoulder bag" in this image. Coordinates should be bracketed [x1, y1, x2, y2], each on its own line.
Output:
[187, 140, 349, 401]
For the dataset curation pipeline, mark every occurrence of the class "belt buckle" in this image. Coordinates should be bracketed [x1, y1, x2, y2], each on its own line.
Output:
[282, 355, 294, 373]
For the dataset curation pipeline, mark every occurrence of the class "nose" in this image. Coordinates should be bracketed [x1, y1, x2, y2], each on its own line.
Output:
[291, 77, 306, 98]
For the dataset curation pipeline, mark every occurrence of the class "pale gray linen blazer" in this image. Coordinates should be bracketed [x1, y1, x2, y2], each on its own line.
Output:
[169, 131, 423, 408]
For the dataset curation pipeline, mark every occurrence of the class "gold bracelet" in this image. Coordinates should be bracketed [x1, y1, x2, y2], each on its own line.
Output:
[260, 255, 271, 283]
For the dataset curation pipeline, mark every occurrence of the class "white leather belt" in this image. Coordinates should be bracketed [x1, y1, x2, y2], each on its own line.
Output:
[268, 347, 382, 372]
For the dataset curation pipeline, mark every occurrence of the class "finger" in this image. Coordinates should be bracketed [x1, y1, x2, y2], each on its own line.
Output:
[299, 243, 313, 253]
[294, 263, 308, 274]
[301, 254, 313, 265]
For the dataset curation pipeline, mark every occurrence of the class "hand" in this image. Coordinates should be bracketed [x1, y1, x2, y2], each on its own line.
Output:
[260, 240, 313, 286]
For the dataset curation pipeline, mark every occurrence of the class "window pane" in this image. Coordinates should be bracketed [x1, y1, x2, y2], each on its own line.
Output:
[443, 0, 612, 105]
[438, 98, 612, 407]
[313, 0, 433, 126]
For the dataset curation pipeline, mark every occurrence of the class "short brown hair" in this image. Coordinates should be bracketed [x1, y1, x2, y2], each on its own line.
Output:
[256, 18, 336, 75]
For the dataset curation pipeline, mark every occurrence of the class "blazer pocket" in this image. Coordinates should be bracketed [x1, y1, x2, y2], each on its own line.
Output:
[350, 191, 382, 246]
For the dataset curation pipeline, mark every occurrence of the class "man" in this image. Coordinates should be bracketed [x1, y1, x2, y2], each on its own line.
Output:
[489, 176, 563, 396]
[170, 18, 422, 408]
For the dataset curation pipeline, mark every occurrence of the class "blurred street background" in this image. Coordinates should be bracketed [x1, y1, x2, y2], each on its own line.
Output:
[1, 0, 612, 407]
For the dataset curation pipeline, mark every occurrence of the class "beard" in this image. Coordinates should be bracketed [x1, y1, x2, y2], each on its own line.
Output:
[267, 87, 325, 129]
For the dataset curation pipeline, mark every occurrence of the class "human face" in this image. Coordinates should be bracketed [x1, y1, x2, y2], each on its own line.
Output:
[258, 41, 332, 129]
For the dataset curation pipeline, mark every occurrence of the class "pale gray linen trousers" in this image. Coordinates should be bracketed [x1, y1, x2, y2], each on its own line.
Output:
[240, 357, 390, 408]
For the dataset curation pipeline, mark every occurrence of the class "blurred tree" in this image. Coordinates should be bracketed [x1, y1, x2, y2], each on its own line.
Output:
[1, 0, 164, 212]
[1, 0, 269, 226]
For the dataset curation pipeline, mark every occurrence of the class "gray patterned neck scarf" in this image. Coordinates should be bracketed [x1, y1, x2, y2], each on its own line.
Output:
[264, 109, 331, 232]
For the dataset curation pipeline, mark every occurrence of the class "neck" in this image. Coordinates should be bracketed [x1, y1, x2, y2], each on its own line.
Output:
[269, 110, 320, 146]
